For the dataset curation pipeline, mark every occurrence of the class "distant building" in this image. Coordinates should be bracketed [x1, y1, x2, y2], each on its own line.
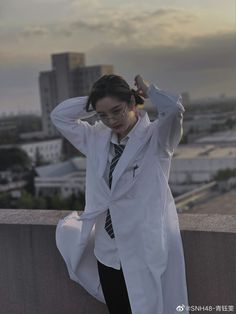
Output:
[0, 180, 27, 195]
[0, 118, 18, 143]
[34, 157, 86, 198]
[20, 138, 63, 166]
[0, 170, 12, 183]
[39, 71, 57, 137]
[39, 52, 113, 137]
[19, 131, 48, 141]
[0, 138, 62, 166]
[52, 52, 85, 102]
[75, 65, 114, 97]
[194, 129, 236, 144]
[170, 144, 236, 188]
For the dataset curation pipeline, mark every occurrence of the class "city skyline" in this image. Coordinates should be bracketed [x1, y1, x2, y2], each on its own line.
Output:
[0, 0, 235, 113]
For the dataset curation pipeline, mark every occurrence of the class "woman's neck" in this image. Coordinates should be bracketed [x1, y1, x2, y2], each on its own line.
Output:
[118, 115, 138, 142]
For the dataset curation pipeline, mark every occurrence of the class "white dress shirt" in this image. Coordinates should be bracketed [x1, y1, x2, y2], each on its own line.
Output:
[94, 115, 141, 270]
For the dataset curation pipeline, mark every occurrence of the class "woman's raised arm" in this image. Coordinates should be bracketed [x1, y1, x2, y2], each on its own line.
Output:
[50, 96, 96, 156]
[135, 75, 185, 158]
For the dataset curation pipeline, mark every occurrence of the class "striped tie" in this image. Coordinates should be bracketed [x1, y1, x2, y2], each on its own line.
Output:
[104, 144, 125, 239]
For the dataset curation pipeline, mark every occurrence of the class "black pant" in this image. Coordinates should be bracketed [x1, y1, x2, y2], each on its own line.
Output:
[97, 259, 132, 314]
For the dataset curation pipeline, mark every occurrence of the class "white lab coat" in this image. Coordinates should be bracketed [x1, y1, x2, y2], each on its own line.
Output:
[51, 83, 189, 314]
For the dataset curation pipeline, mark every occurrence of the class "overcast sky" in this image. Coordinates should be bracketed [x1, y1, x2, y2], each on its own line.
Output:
[0, 0, 235, 114]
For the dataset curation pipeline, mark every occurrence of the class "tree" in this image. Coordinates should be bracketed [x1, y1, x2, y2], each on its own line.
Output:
[16, 191, 35, 209]
[0, 193, 11, 208]
[214, 168, 236, 181]
[225, 118, 235, 130]
[0, 147, 31, 171]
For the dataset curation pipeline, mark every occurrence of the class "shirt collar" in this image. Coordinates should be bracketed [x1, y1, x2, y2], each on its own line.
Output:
[111, 115, 141, 145]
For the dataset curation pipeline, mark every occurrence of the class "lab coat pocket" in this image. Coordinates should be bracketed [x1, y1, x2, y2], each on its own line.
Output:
[117, 164, 143, 199]
[132, 163, 142, 179]
[124, 163, 142, 183]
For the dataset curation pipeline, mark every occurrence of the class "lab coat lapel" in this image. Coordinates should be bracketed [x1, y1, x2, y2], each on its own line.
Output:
[96, 126, 112, 192]
[111, 112, 151, 192]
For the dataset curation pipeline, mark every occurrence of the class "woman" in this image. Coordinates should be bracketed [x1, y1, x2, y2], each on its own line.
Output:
[51, 74, 189, 314]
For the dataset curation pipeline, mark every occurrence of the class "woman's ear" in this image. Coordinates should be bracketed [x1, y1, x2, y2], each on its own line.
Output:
[129, 95, 138, 117]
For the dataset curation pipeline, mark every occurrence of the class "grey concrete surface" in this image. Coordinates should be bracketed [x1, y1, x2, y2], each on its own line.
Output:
[0, 209, 236, 314]
[0, 210, 108, 314]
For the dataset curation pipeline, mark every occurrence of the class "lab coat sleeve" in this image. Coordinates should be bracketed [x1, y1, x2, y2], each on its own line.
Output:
[50, 96, 96, 156]
[147, 83, 185, 157]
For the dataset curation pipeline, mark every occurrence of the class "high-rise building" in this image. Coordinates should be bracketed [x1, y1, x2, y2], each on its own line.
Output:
[51, 52, 85, 103]
[75, 65, 114, 97]
[39, 71, 57, 137]
[39, 52, 113, 137]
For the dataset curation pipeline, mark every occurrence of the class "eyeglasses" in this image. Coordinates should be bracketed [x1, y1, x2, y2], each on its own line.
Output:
[96, 104, 128, 122]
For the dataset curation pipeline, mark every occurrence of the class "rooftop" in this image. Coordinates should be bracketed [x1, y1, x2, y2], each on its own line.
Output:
[195, 129, 236, 144]
[35, 157, 86, 177]
[174, 144, 236, 159]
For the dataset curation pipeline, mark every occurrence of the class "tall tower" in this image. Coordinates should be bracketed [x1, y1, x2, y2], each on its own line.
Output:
[51, 52, 85, 102]
[76, 65, 114, 96]
[39, 52, 113, 137]
[39, 70, 58, 137]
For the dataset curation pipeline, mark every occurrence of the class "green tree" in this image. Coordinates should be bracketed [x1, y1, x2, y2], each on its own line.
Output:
[0, 193, 11, 208]
[214, 168, 236, 181]
[50, 194, 67, 210]
[0, 147, 31, 171]
[16, 191, 34, 209]
[225, 118, 235, 130]
[32, 196, 47, 209]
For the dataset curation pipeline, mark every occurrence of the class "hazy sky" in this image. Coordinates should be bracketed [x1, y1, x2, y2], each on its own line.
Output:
[0, 0, 235, 113]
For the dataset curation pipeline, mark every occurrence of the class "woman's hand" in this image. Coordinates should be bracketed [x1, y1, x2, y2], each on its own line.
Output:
[134, 75, 149, 99]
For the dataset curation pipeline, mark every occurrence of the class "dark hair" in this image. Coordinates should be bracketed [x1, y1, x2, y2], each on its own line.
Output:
[85, 74, 144, 112]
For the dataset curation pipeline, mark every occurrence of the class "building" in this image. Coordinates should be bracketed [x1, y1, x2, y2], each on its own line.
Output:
[52, 52, 85, 102]
[194, 129, 236, 144]
[0, 138, 62, 166]
[75, 65, 114, 97]
[0, 117, 19, 145]
[20, 138, 63, 165]
[39, 52, 113, 137]
[39, 71, 58, 137]
[34, 157, 86, 198]
[170, 144, 236, 194]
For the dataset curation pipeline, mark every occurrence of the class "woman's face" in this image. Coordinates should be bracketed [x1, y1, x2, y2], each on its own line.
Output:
[95, 96, 138, 137]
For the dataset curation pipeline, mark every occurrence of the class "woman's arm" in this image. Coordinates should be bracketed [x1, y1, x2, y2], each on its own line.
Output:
[134, 75, 185, 157]
[50, 96, 96, 156]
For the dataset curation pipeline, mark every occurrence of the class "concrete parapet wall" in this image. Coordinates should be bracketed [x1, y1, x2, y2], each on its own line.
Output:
[0, 209, 235, 314]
